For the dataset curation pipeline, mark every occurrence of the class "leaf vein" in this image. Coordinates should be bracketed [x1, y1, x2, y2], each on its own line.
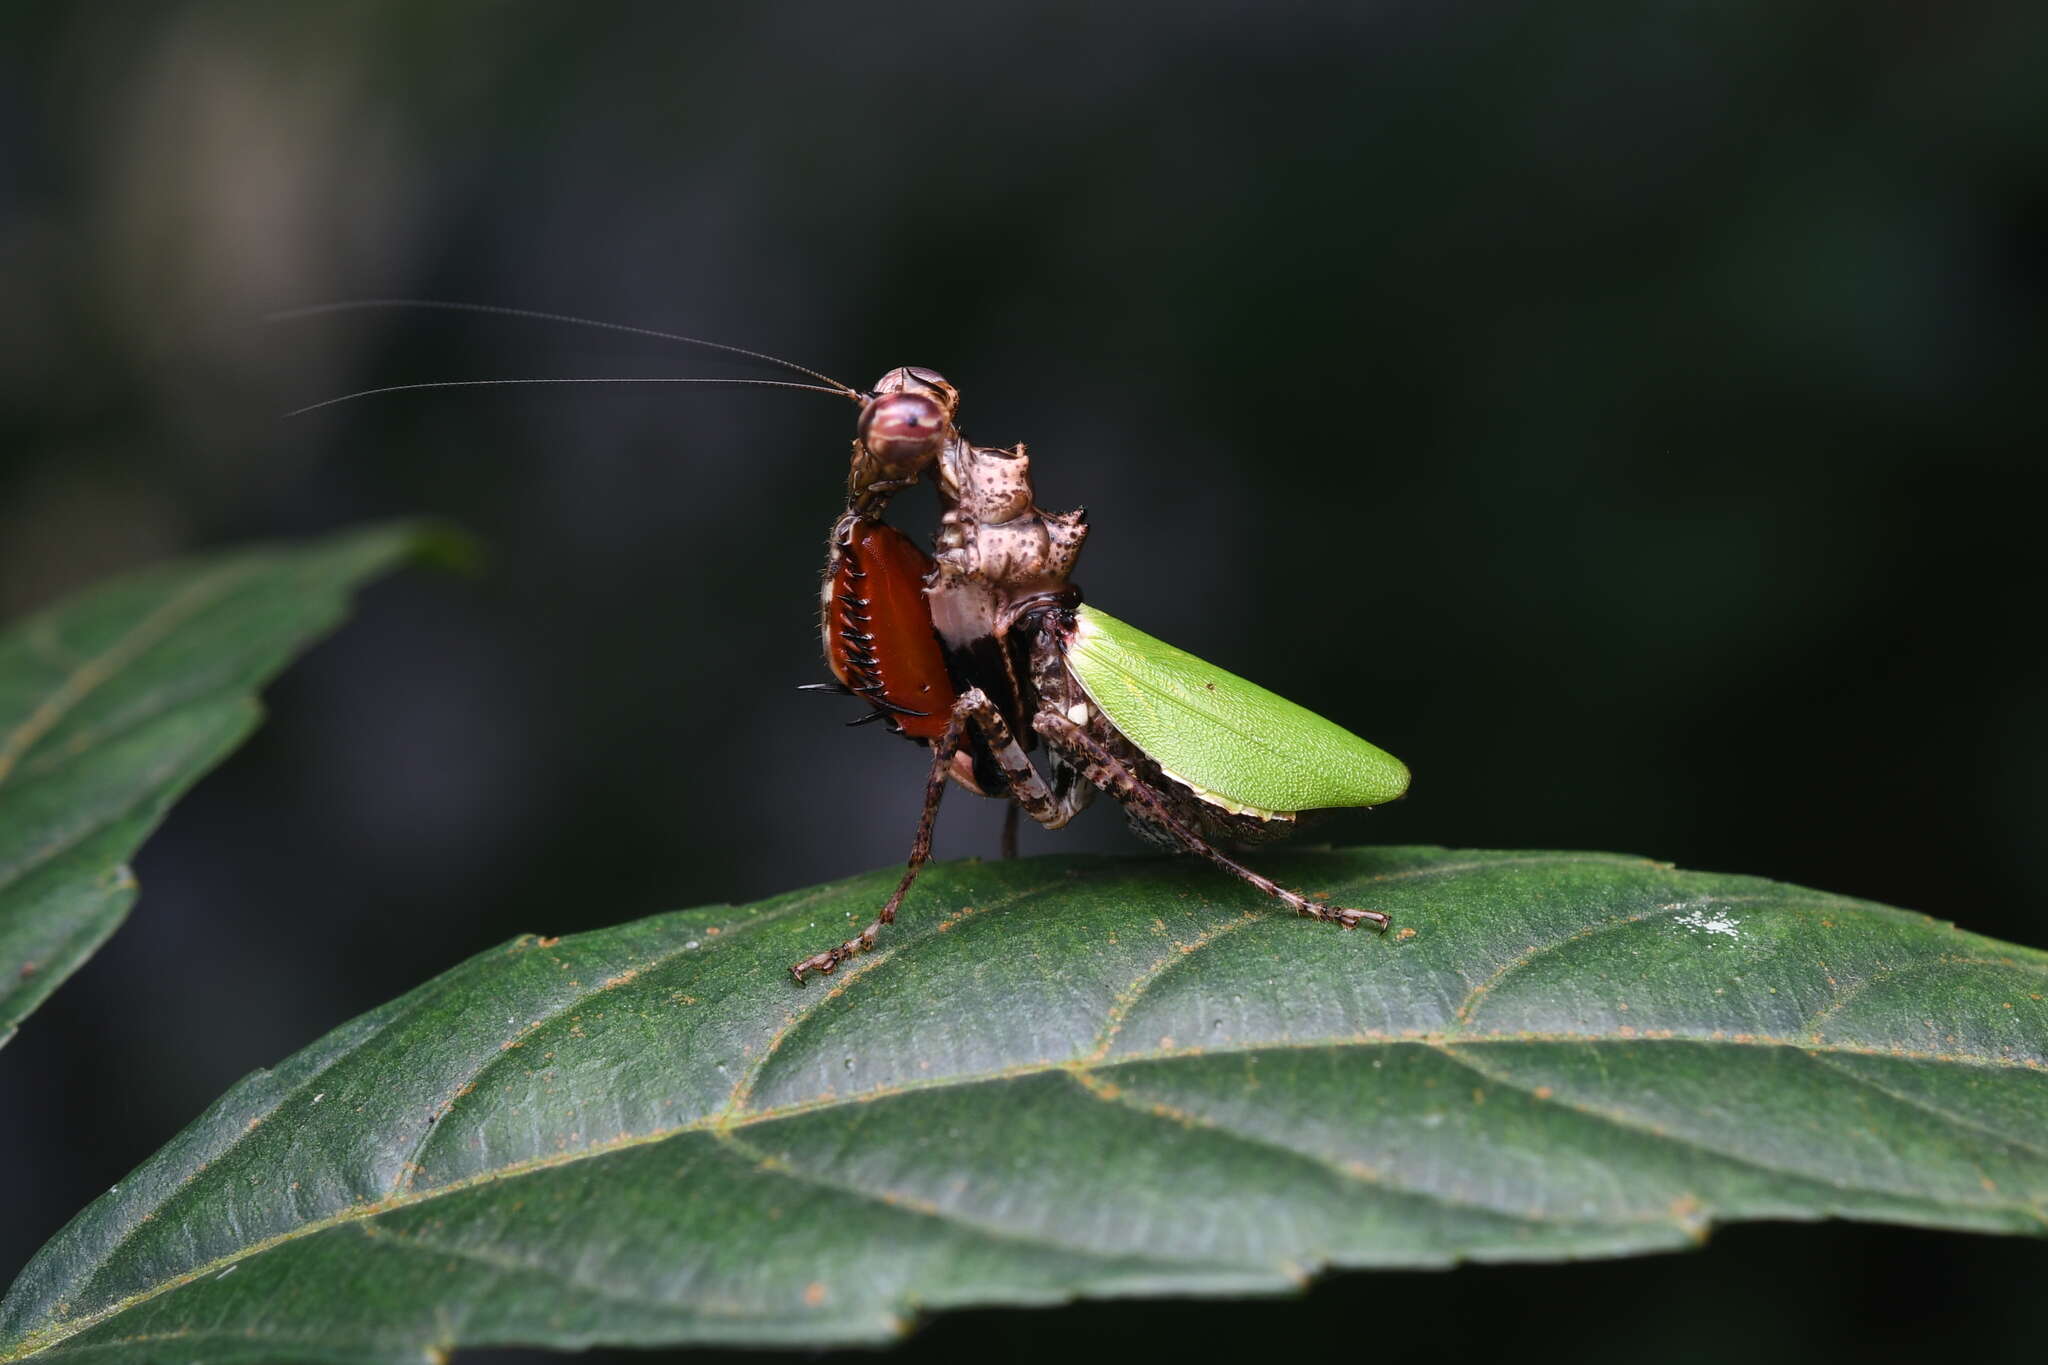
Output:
[389, 895, 822, 1197]
[1427, 1042, 2028, 1211]
[1086, 912, 1264, 1061]
[722, 878, 1070, 1119]
[0, 701, 251, 899]
[711, 1128, 1224, 1269]
[0, 564, 257, 790]
[1063, 1067, 1659, 1231]
[351, 1223, 730, 1319]
[1452, 908, 1667, 1026]
[1801, 1051, 2048, 1166]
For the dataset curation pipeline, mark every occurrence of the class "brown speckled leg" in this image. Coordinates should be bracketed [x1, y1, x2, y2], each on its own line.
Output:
[1032, 711, 1389, 932]
[790, 690, 1087, 983]
[790, 706, 962, 983]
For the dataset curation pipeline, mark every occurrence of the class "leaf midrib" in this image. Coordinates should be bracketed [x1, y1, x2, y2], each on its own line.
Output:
[0, 565, 256, 791]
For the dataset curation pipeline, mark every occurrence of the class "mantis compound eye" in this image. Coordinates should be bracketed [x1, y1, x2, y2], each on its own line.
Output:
[858, 391, 948, 475]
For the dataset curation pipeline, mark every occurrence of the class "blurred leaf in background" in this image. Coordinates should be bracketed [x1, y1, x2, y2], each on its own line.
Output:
[0, 525, 434, 1046]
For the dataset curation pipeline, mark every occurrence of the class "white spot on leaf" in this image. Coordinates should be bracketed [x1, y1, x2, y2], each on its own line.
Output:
[1674, 908, 1741, 939]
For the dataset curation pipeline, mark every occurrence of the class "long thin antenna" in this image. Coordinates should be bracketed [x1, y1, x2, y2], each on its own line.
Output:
[268, 298, 859, 396]
[284, 375, 854, 417]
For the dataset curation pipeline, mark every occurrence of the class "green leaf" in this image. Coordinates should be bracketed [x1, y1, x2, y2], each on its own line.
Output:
[4, 848, 2043, 1361]
[0, 524, 441, 1048]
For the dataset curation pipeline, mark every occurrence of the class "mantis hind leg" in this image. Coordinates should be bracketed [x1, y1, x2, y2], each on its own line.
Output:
[1032, 711, 1390, 933]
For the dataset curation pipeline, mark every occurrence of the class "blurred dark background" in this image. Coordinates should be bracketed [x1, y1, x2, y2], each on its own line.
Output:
[2, 1, 2044, 1360]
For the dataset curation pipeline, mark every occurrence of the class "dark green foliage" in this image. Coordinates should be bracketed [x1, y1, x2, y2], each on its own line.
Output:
[0, 526, 437, 1048]
[5, 847, 2041, 1361]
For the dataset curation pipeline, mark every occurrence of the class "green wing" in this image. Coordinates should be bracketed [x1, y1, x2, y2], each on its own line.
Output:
[1065, 605, 1410, 818]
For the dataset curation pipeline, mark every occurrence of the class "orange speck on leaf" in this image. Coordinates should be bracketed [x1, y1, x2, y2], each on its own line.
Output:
[804, 1282, 828, 1307]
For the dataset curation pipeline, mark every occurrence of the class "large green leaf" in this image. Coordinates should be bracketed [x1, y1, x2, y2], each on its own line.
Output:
[0, 524, 438, 1048]
[4, 847, 2042, 1361]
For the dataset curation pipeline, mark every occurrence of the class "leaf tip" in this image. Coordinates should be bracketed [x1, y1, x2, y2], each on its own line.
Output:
[404, 522, 488, 578]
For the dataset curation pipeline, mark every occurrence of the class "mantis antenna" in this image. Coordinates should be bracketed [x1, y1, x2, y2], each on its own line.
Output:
[268, 297, 863, 401]
[282, 375, 855, 417]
